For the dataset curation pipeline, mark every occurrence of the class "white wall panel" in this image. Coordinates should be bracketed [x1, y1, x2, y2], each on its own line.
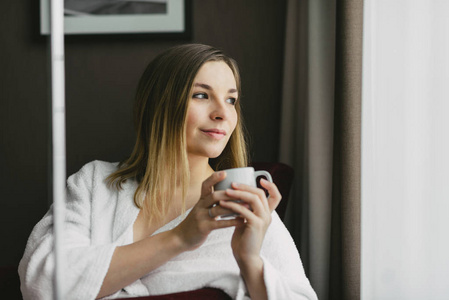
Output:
[362, 1, 449, 299]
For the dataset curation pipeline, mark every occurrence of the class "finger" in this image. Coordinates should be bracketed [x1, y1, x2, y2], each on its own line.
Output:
[224, 188, 265, 216]
[260, 178, 282, 211]
[200, 171, 226, 197]
[218, 200, 260, 223]
[209, 204, 240, 219]
[209, 217, 245, 230]
[231, 182, 269, 210]
[200, 190, 234, 208]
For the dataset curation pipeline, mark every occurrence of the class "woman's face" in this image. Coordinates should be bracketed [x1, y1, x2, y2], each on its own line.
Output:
[185, 61, 238, 160]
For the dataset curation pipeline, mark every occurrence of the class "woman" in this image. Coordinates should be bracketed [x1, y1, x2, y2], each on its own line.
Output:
[19, 44, 317, 300]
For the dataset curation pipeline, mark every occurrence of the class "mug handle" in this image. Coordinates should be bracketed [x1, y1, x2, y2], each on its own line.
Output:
[254, 170, 273, 183]
[254, 170, 273, 199]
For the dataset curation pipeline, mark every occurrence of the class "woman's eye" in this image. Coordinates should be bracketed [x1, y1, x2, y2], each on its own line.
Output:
[193, 93, 208, 99]
[226, 98, 237, 105]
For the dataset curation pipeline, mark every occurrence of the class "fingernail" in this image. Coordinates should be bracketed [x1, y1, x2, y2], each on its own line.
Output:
[232, 182, 239, 187]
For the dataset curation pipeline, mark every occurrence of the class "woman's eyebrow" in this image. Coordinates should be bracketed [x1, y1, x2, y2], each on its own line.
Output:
[194, 83, 238, 93]
[194, 83, 212, 90]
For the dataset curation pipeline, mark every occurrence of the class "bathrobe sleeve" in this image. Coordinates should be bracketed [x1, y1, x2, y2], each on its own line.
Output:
[259, 212, 318, 300]
[18, 162, 117, 300]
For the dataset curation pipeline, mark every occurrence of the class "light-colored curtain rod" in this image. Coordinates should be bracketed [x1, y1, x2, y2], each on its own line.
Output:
[50, 0, 66, 298]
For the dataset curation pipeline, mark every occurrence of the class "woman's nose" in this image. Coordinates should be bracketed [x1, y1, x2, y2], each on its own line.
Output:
[210, 100, 227, 120]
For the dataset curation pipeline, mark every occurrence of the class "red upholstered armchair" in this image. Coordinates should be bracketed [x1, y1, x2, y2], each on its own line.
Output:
[251, 161, 294, 221]
[3, 162, 294, 300]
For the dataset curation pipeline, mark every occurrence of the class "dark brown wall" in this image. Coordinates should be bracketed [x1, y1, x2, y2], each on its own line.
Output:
[0, 0, 286, 268]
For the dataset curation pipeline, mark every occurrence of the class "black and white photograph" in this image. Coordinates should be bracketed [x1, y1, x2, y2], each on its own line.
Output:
[40, 0, 185, 35]
[64, 0, 168, 16]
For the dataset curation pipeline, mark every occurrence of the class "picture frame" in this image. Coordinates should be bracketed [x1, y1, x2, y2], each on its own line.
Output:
[40, 0, 190, 36]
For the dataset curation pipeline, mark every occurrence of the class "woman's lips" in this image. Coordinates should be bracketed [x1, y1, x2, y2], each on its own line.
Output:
[201, 129, 226, 140]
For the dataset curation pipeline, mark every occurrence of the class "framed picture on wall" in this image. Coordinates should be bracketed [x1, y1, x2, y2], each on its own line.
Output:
[40, 0, 190, 36]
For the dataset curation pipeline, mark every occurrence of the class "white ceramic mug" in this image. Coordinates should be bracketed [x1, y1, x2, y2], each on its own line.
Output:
[214, 167, 273, 191]
[213, 167, 273, 219]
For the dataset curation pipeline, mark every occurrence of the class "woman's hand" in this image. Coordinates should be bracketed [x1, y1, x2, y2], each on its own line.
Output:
[218, 179, 282, 266]
[218, 179, 282, 300]
[171, 171, 243, 251]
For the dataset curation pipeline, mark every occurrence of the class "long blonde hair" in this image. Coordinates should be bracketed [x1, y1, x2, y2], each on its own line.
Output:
[107, 44, 248, 222]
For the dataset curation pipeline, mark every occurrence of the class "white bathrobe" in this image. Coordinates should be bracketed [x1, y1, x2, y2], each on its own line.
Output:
[19, 161, 317, 300]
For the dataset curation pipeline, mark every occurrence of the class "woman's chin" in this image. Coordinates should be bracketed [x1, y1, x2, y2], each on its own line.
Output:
[208, 151, 224, 159]
[188, 149, 224, 160]
[205, 147, 227, 159]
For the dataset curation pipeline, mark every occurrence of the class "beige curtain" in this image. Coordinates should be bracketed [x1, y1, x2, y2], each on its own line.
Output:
[279, 0, 363, 299]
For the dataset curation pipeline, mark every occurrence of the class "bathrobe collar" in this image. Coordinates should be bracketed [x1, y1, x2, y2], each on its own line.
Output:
[111, 178, 194, 242]
[112, 179, 140, 242]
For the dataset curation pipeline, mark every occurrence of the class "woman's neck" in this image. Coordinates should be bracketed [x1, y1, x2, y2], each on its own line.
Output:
[187, 155, 214, 189]
[172, 155, 213, 209]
